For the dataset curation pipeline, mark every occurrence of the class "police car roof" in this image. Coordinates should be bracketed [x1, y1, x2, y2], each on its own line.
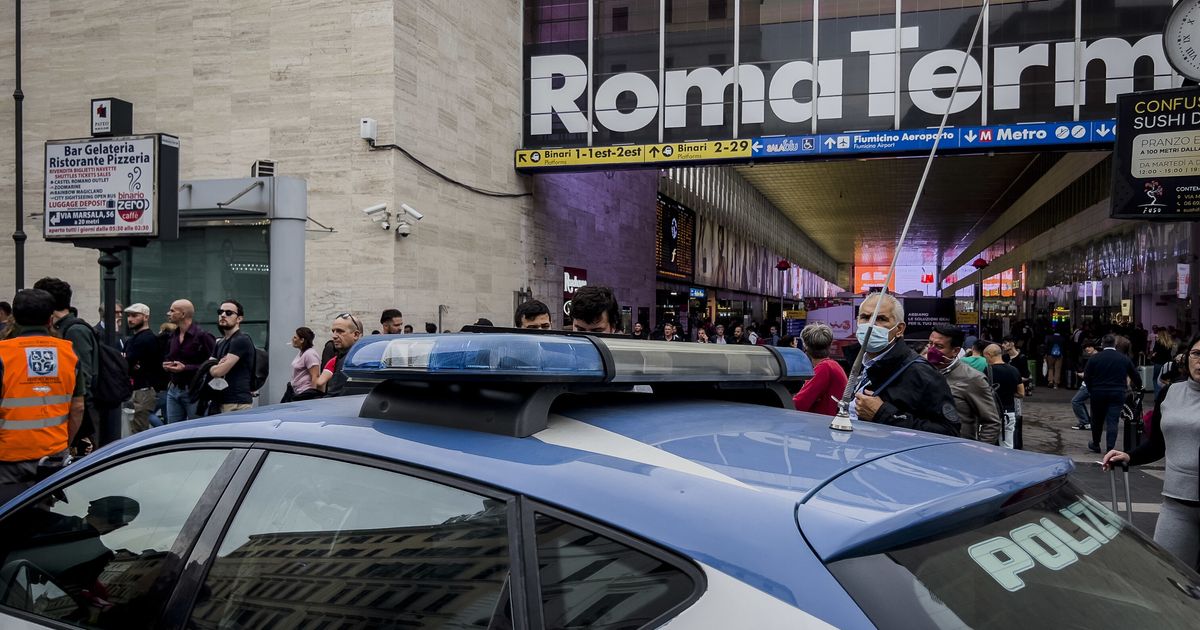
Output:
[81, 392, 1071, 623]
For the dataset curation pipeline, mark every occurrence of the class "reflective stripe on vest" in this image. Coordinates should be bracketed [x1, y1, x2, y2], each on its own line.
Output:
[0, 415, 69, 430]
[0, 335, 79, 462]
[0, 394, 72, 408]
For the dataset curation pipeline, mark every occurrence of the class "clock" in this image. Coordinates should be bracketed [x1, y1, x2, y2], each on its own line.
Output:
[1164, 0, 1200, 82]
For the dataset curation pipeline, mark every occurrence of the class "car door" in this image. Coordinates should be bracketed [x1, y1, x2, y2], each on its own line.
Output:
[0, 446, 246, 629]
[166, 446, 705, 630]
[167, 447, 520, 629]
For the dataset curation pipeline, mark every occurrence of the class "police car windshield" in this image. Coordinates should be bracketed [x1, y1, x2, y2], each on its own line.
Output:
[828, 483, 1200, 629]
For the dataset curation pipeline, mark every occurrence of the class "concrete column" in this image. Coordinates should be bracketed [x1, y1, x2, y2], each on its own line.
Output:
[267, 177, 308, 404]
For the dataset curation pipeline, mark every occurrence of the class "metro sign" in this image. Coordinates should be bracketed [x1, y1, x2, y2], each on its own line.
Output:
[529, 27, 1172, 138]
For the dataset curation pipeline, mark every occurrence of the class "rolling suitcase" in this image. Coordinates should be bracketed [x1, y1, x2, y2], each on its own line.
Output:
[1107, 410, 1142, 526]
[1138, 365, 1155, 393]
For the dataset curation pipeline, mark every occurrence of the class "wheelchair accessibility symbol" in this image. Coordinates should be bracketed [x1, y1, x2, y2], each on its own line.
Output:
[26, 348, 59, 378]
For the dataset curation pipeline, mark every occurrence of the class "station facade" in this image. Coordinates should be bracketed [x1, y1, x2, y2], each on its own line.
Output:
[0, 0, 1191, 358]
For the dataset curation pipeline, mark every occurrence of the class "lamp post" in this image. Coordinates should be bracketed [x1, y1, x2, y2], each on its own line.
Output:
[973, 257, 989, 336]
[12, 0, 24, 289]
[776, 259, 791, 333]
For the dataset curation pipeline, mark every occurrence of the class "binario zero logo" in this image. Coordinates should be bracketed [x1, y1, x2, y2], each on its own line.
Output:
[116, 197, 150, 222]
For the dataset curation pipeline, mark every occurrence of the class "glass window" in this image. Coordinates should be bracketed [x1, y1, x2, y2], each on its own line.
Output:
[189, 453, 511, 629]
[536, 513, 697, 629]
[0, 449, 232, 628]
[130, 226, 271, 351]
[829, 483, 1200, 629]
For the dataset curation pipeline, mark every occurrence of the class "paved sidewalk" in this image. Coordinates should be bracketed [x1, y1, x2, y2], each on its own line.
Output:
[1021, 386, 1163, 534]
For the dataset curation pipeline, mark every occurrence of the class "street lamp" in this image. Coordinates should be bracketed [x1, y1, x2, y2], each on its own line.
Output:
[973, 257, 989, 335]
[776, 259, 791, 332]
[12, 0, 24, 289]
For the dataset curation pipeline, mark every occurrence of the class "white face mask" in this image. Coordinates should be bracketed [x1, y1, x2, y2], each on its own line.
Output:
[856, 322, 898, 353]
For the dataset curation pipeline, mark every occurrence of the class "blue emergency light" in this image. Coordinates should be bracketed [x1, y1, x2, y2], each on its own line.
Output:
[345, 333, 813, 437]
[344, 333, 812, 382]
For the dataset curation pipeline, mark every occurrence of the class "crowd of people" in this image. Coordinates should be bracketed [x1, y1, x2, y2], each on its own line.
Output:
[2, 279, 1197, 570]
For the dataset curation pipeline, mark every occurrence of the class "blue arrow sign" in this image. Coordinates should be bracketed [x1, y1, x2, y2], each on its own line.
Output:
[750, 119, 1116, 159]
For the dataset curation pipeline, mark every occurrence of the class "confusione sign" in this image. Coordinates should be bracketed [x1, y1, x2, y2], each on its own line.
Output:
[44, 134, 179, 241]
[1112, 87, 1200, 220]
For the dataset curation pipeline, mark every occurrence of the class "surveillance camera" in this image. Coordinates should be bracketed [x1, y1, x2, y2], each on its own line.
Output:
[380, 220, 391, 231]
[399, 203, 424, 221]
[361, 203, 387, 217]
[395, 221, 412, 237]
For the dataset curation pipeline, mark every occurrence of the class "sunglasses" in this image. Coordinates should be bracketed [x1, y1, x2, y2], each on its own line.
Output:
[217, 309, 240, 317]
[336, 312, 363, 333]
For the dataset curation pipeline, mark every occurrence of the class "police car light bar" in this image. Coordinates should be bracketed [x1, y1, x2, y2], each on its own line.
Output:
[347, 333, 813, 437]
[343, 333, 813, 384]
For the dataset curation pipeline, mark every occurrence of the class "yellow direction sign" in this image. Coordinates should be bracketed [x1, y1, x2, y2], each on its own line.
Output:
[646, 139, 752, 163]
[515, 139, 754, 170]
[514, 146, 647, 168]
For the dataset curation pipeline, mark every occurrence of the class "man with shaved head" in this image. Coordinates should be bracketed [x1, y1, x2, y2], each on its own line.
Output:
[162, 299, 216, 423]
[985, 343, 1024, 448]
[851, 292, 959, 436]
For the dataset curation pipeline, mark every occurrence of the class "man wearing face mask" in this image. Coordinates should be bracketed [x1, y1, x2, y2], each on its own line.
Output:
[851, 293, 960, 437]
[926, 324, 1001, 444]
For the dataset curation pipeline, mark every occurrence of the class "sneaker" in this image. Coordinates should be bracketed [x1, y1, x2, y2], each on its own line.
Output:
[1071, 424, 1087, 430]
[1087, 442, 1101, 454]
[1084, 423, 1091, 430]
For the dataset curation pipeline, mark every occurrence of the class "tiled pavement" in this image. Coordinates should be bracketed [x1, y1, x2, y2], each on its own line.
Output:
[1021, 385, 1163, 534]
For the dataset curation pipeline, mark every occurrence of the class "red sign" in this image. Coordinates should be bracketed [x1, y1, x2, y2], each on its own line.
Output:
[855, 265, 896, 293]
[563, 267, 588, 301]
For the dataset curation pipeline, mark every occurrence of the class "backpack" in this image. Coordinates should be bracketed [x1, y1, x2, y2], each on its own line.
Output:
[252, 346, 269, 392]
[67, 320, 131, 408]
[1050, 337, 1062, 357]
[218, 331, 269, 393]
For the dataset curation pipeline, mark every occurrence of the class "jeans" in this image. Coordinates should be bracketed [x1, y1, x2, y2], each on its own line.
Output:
[1071, 384, 1091, 426]
[165, 383, 195, 424]
[1089, 389, 1126, 452]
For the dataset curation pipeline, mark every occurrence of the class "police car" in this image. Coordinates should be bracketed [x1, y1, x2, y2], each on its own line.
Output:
[0, 332, 1196, 629]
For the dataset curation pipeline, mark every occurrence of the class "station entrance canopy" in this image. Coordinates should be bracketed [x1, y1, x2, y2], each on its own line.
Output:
[516, 0, 1174, 171]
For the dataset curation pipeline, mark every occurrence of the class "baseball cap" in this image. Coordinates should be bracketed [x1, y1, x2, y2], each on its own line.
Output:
[126, 303, 150, 316]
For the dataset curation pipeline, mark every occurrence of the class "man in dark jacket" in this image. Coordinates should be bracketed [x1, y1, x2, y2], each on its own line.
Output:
[852, 293, 960, 437]
[1084, 333, 1143, 453]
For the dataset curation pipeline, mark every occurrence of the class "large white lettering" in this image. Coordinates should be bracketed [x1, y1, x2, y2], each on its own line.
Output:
[992, 44, 1049, 111]
[908, 49, 982, 114]
[849, 26, 919, 117]
[663, 65, 765, 128]
[529, 55, 588, 135]
[526, 29, 1171, 136]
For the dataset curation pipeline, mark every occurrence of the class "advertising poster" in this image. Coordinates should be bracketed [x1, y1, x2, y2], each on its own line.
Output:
[1112, 87, 1200, 220]
[656, 195, 695, 280]
[44, 136, 158, 239]
[903, 298, 957, 340]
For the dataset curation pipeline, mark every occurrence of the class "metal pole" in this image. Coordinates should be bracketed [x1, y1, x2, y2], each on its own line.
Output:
[12, 0, 25, 290]
[832, 0, 990, 431]
[97, 248, 121, 446]
[977, 274, 984, 337]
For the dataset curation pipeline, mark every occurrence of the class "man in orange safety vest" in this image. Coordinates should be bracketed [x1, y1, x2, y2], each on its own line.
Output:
[0, 289, 86, 502]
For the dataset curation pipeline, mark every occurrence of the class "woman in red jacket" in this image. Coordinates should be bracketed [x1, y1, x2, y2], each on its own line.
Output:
[793, 323, 849, 416]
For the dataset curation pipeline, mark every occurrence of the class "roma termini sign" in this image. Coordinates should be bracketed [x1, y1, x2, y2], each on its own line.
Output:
[519, 0, 1176, 170]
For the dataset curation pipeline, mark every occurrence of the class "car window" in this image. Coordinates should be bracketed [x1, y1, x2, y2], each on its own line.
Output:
[0, 449, 232, 628]
[534, 513, 698, 630]
[188, 452, 512, 629]
[828, 483, 1200, 629]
